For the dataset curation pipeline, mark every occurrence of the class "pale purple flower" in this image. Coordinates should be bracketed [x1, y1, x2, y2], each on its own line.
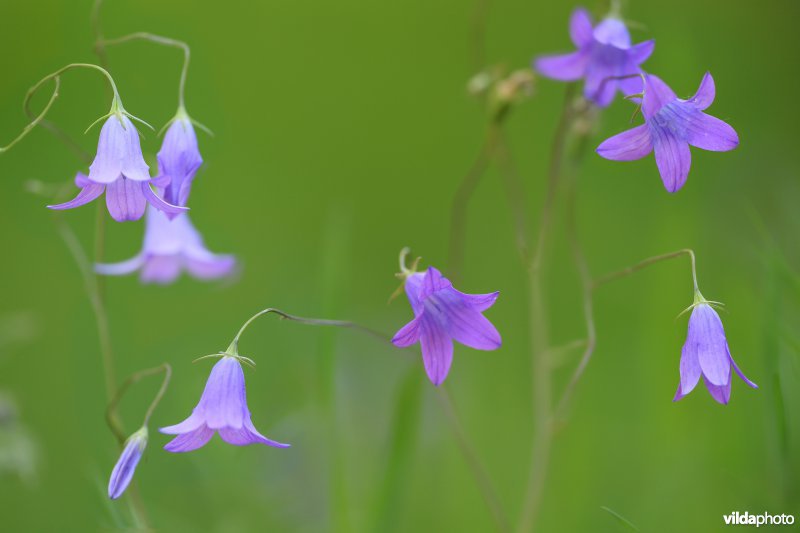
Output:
[47, 115, 186, 222]
[535, 8, 654, 107]
[597, 73, 738, 192]
[392, 267, 501, 386]
[157, 116, 203, 207]
[674, 303, 757, 404]
[160, 356, 289, 452]
[95, 206, 236, 284]
[108, 427, 147, 500]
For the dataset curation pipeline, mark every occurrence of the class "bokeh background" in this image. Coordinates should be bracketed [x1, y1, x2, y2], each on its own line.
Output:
[1, 0, 798, 531]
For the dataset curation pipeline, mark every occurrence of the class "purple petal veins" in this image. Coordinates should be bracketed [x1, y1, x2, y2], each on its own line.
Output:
[392, 266, 501, 386]
[46, 115, 187, 221]
[674, 303, 757, 405]
[597, 73, 739, 192]
[160, 357, 289, 452]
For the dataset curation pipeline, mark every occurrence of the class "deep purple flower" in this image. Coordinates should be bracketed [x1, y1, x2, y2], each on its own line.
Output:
[160, 356, 289, 452]
[95, 206, 236, 284]
[48, 115, 186, 222]
[674, 303, 757, 404]
[392, 267, 501, 386]
[158, 116, 203, 207]
[597, 73, 738, 192]
[108, 427, 147, 500]
[534, 8, 654, 107]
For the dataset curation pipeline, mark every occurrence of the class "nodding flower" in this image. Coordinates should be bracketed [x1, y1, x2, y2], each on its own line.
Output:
[48, 115, 186, 221]
[160, 356, 289, 452]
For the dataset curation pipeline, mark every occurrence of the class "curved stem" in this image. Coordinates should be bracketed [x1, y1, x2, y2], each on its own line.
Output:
[50, 200, 117, 405]
[554, 248, 699, 420]
[106, 364, 172, 445]
[0, 77, 61, 154]
[438, 387, 510, 532]
[99, 32, 191, 111]
[240, 307, 507, 530]
[1, 63, 122, 155]
[227, 308, 391, 355]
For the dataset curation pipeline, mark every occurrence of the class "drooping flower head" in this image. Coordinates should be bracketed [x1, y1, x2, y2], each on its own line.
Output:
[535, 8, 654, 107]
[392, 263, 501, 386]
[160, 356, 289, 452]
[597, 73, 738, 192]
[674, 301, 757, 404]
[108, 427, 147, 500]
[95, 206, 236, 284]
[47, 115, 186, 221]
[158, 114, 203, 207]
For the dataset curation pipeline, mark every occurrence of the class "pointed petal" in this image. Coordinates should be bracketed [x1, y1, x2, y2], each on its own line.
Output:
[652, 127, 691, 193]
[596, 125, 653, 161]
[106, 178, 147, 221]
[142, 183, 188, 219]
[456, 290, 499, 312]
[218, 417, 290, 448]
[643, 75, 677, 119]
[684, 113, 738, 152]
[419, 316, 454, 386]
[628, 39, 655, 65]
[673, 382, 688, 402]
[535, 51, 588, 81]
[47, 182, 105, 211]
[729, 349, 758, 389]
[392, 315, 423, 348]
[687, 72, 715, 110]
[163, 425, 215, 453]
[448, 307, 502, 351]
[704, 377, 731, 405]
[569, 8, 593, 47]
[404, 273, 426, 315]
[95, 255, 145, 276]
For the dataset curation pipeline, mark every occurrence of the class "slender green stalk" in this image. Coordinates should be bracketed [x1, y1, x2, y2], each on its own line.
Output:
[105, 364, 172, 445]
[98, 32, 191, 112]
[517, 85, 576, 533]
[438, 387, 511, 532]
[448, 124, 501, 282]
[246, 307, 508, 530]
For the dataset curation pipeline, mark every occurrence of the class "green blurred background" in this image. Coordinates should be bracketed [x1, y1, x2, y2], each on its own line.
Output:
[1, 0, 798, 531]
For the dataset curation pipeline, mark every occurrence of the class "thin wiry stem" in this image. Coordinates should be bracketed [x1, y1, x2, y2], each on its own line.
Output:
[554, 248, 699, 420]
[437, 387, 511, 533]
[494, 129, 530, 263]
[254, 307, 508, 530]
[106, 364, 172, 445]
[228, 307, 391, 355]
[0, 77, 61, 154]
[98, 32, 191, 111]
[50, 196, 117, 404]
[448, 124, 501, 283]
[518, 85, 576, 533]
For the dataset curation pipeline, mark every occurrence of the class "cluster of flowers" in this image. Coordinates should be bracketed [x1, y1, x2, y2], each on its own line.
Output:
[50, 106, 235, 283]
[535, 8, 739, 193]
